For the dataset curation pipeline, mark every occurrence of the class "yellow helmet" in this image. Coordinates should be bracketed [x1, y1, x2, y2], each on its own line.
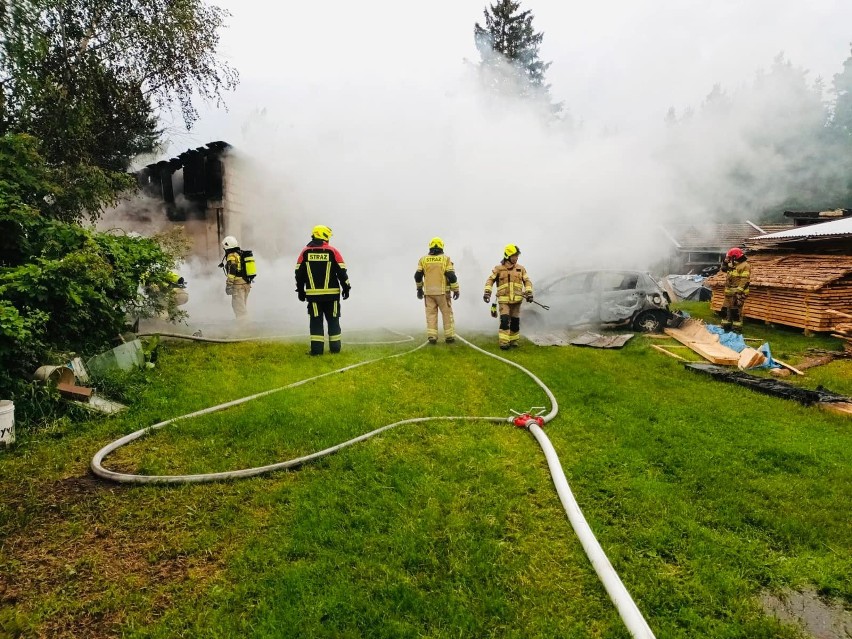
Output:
[312, 225, 333, 242]
[503, 244, 520, 259]
[429, 237, 444, 250]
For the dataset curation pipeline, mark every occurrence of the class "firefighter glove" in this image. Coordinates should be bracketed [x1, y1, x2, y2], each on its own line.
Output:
[417, 289, 424, 299]
[225, 282, 234, 296]
[297, 289, 306, 302]
[483, 293, 491, 303]
[526, 294, 534, 303]
[453, 291, 459, 300]
[342, 285, 351, 300]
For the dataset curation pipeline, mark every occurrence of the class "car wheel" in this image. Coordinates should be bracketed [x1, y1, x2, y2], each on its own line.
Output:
[632, 310, 667, 333]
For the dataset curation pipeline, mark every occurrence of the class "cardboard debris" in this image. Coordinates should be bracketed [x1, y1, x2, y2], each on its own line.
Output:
[569, 332, 634, 349]
[528, 330, 584, 346]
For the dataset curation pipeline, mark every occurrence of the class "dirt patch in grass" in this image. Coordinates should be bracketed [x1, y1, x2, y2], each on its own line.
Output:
[0, 473, 223, 638]
[761, 588, 852, 639]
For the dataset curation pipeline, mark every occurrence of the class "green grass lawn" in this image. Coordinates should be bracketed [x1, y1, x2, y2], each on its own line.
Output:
[0, 314, 850, 638]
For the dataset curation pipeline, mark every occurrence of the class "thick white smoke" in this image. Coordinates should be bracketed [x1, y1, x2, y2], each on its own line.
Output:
[112, 0, 852, 335]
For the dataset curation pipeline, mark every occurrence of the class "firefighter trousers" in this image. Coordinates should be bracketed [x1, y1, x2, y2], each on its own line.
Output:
[498, 302, 522, 346]
[424, 294, 455, 342]
[231, 282, 251, 320]
[307, 299, 341, 355]
[722, 294, 745, 333]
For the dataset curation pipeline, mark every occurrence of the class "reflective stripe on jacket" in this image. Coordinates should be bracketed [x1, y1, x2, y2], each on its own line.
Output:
[485, 262, 532, 303]
[225, 250, 248, 284]
[415, 252, 459, 296]
[723, 262, 750, 296]
[295, 240, 350, 301]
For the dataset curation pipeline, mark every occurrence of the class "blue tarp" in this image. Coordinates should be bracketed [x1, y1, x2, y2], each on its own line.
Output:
[706, 324, 779, 369]
[666, 275, 711, 301]
[706, 324, 746, 352]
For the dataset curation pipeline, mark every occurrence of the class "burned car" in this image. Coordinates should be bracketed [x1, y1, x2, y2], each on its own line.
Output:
[527, 270, 671, 333]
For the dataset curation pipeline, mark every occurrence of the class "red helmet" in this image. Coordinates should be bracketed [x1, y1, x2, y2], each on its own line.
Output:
[726, 247, 744, 260]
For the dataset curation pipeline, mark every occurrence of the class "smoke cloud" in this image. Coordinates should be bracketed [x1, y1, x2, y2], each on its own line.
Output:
[115, 0, 852, 334]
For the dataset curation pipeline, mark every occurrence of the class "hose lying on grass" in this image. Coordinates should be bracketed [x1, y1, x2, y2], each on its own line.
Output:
[91, 333, 655, 639]
[137, 328, 415, 345]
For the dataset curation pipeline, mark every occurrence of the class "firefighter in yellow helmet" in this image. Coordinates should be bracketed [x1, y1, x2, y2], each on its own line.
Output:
[295, 225, 351, 355]
[165, 271, 189, 307]
[221, 235, 251, 320]
[414, 237, 459, 344]
[483, 244, 533, 350]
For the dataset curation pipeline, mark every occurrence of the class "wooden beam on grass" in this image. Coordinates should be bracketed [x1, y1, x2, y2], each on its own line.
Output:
[773, 358, 804, 376]
[651, 344, 687, 361]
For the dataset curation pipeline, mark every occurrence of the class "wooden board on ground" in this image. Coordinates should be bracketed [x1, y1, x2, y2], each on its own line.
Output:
[738, 347, 766, 370]
[818, 401, 852, 417]
[650, 344, 687, 361]
[57, 382, 93, 401]
[663, 319, 741, 366]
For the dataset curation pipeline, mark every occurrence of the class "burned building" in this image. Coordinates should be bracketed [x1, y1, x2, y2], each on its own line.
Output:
[783, 208, 852, 227]
[661, 221, 793, 274]
[131, 141, 249, 262]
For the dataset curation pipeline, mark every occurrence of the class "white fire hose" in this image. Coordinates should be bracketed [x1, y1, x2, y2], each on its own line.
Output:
[91, 333, 655, 638]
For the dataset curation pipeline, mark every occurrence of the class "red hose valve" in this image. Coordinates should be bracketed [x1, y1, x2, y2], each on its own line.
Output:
[513, 413, 545, 428]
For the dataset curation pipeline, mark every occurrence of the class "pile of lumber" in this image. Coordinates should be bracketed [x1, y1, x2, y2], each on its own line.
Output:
[707, 253, 852, 332]
[663, 319, 741, 366]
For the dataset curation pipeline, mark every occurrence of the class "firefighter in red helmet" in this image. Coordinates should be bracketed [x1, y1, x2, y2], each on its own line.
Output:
[721, 247, 749, 333]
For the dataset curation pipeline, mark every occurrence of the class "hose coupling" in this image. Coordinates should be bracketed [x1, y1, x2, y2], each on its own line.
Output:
[512, 413, 544, 428]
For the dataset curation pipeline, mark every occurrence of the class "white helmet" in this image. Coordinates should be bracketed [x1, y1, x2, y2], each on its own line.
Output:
[222, 235, 239, 250]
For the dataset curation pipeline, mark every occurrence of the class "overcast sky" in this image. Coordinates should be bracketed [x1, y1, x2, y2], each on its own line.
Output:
[180, 0, 852, 143]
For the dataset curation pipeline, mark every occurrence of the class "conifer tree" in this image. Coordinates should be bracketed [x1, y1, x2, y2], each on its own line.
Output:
[474, 0, 562, 115]
[832, 45, 852, 136]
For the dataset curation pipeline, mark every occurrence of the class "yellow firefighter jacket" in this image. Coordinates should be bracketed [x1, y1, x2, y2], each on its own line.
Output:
[224, 249, 249, 285]
[723, 261, 750, 296]
[485, 262, 533, 303]
[415, 252, 459, 295]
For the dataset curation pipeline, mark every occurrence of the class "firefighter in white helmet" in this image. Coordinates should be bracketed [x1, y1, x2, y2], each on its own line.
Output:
[414, 237, 459, 344]
[220, 235, 251, 320]
[483, 244, 533, 350]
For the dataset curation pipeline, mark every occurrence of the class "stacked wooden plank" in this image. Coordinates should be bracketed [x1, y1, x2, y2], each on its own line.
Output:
[707, 253, 852, 332]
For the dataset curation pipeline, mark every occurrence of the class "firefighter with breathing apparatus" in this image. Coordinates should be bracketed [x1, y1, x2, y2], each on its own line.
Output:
[483, 244, 534, 350]
[165, 271, 189, 307]
[720, 247, 749, 334]
[295, 225, 351, 355]
[414, 237, 459, 344]
[219, 235, 255, 320]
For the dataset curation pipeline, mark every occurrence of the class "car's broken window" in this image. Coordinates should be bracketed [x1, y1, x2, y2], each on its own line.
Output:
[597, 271, 638, 291]
[549, 273, 592, 294]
